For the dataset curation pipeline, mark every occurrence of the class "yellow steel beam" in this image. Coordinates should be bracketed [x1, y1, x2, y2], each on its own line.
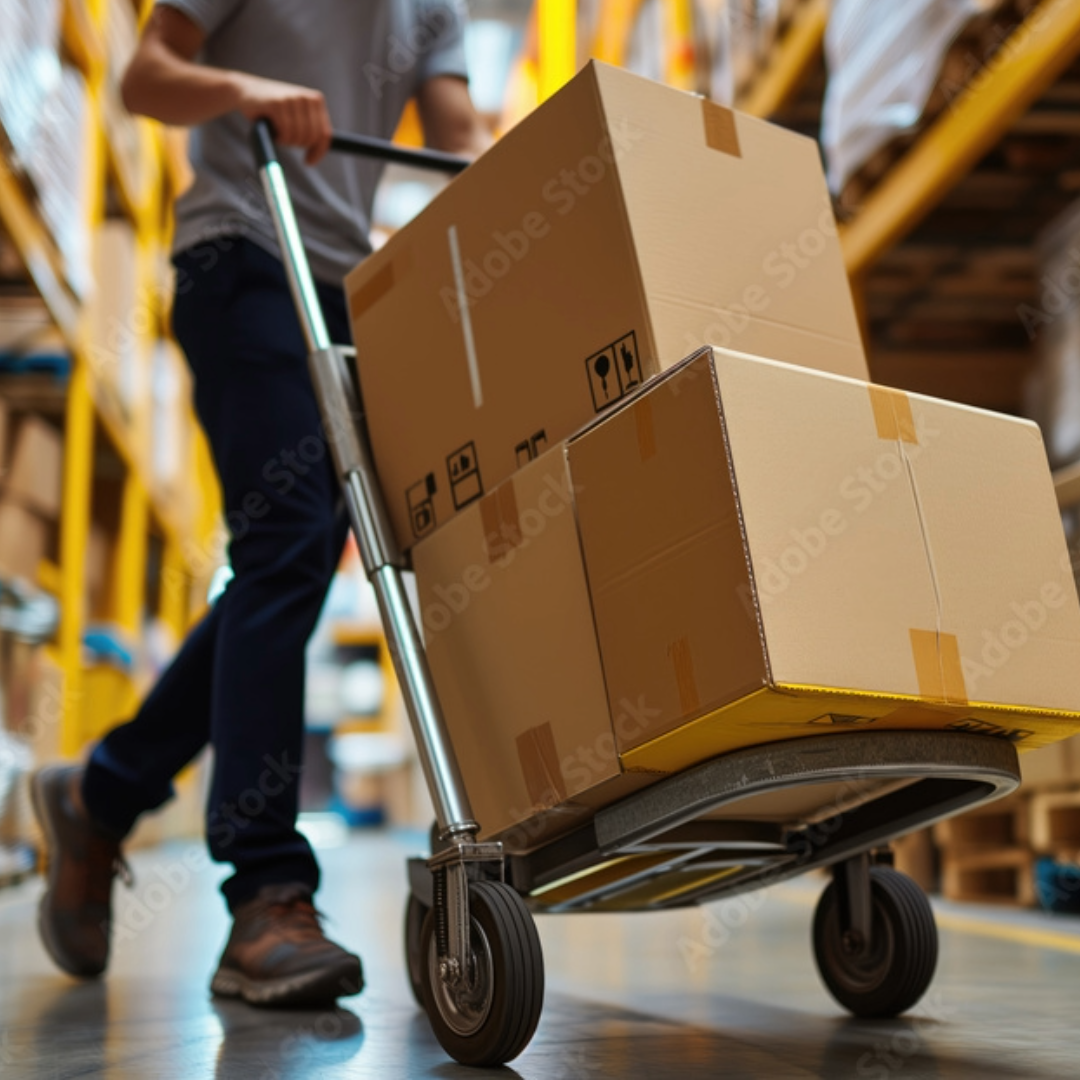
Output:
[58, 362, 95, 757]
[36, 559, 63, 598]
[538, 0, 577, 100]
[159, 538, 191, 639]
[591, 0, 642, 66]
[841, 0, 1080, 277]
[115, 474, 151, 634]
[737, 0, 828, 117]
[663, 0, 696, 90]
[61, 0, 106, 81]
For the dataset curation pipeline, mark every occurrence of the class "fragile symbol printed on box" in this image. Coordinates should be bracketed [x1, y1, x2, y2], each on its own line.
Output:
[447, 441, 483, 509]
[406, 473, 438, 539]
[514, 429, 548, 467]
[809, 713, 877, 726]
[586, 331, 642, 412]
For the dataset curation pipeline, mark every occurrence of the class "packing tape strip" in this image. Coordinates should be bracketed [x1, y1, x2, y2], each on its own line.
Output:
[910, 628, 969, 705]
[669, 636, 701, 715]
[869, 386, 918, 444]
[480, 480, 522, 563]
[348, 250, 410, 320]
[635, 399, 657, 462]
[702, 100, 742, 157]
[516, 722, 568, 808]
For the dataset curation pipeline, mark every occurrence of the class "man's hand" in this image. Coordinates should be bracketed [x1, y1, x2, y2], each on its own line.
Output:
[233, 74, 332, 165]
[121, 7, 332, 164]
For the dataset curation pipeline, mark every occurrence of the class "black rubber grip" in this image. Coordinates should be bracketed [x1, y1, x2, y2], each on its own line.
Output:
[329, 132, 469, 174]
[252, 119, 278, 169]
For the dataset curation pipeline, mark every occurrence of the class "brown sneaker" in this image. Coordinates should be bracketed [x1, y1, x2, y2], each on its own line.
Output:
[30, 764, 130, 977]
[210, 883, 363, 1007]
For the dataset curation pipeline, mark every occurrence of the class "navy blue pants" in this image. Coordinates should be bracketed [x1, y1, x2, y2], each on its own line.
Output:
[83, 238, 351, 911]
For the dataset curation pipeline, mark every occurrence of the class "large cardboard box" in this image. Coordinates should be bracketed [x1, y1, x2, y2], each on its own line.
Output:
[416, 347, 1080, 845]
[570, 347, 1080, 774]
[348, 60, 868, 551]
[413, 450, 659, 846]
[4, 414, 63, 519]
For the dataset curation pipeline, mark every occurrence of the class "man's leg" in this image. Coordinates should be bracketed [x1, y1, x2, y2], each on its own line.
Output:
[171, 239, 359, 1004]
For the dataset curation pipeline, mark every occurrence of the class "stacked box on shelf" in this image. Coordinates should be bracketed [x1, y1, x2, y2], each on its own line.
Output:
[86, 220, 151, 457]
[149, 340, 194, 533]
[0, 399, 64, 585]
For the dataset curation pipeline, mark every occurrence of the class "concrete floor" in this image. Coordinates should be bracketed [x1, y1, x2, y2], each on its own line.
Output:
[2, 827, 1080, 1078]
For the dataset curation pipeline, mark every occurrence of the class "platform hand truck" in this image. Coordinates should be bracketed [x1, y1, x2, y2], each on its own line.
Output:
[252, 120, 1022, 1068]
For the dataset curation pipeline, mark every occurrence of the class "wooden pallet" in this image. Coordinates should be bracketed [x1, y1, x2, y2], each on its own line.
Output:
[941, 847, 1039, 907]
[932, 794, 1029, 853]
[1030, 789, 1080, 854]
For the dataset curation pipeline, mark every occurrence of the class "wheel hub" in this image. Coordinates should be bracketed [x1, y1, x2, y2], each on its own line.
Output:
[429, 918, 494, 1037]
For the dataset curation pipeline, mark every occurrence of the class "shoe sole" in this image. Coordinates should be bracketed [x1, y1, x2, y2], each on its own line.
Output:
[30, 766, 105, 979]
[211, 958, 363, 1008]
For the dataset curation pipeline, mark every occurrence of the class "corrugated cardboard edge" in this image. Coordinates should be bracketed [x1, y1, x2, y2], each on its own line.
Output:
[588, 61, 661, 383]
[703, 348, 775, 690]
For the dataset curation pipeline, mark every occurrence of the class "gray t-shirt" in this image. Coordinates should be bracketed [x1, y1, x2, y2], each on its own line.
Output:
[160, 0, 468, 285]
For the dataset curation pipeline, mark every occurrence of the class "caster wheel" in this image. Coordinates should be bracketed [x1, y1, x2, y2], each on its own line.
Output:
[813, 866, 938, 1018]
[420, 880, 544, 1066]
[404, 893, 429, 1007]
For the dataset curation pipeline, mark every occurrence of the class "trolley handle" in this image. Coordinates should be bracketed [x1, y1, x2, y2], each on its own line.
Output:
[251, 118, 470, 174]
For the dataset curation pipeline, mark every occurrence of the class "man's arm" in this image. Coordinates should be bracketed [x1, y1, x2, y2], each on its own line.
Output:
[416, 75, 491, 159]
[121, 6, 332, 164]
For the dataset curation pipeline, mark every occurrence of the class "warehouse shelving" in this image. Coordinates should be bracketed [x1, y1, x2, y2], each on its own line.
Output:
[838, 0, 1080, 278]
[0, 0, 220, 762]
[735, 0, 828, 118]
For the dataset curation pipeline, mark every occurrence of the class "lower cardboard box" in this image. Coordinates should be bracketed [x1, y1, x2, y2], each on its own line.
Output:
[413, 346, 1080, 850]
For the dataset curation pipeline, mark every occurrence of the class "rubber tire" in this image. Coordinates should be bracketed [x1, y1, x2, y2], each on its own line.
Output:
[404, 893, 429, 1007]
[813, 865, 938, 1018]
[420, 880, 544, 1067]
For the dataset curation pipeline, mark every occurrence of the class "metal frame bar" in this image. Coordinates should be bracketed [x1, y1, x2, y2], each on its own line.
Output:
[487, 732, 1019, 913]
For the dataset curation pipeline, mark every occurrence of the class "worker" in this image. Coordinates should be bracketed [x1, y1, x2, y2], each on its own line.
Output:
[30, 0, 489, 1007]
